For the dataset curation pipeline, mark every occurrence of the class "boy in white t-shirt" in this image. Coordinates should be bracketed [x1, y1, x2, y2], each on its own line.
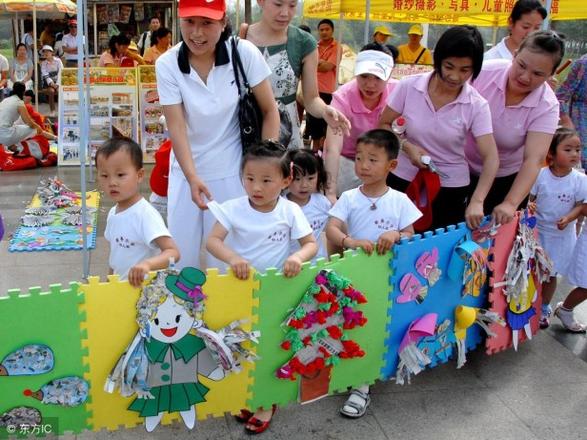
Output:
[96, 138, 180, 287]
[326, 128, 422, 418]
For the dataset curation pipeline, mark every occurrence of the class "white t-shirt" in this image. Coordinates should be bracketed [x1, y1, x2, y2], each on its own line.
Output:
[289, 192, 332, 260]
[531, 167, 587, 236]
[104, 198, 171, 280]
[329, 187, 422, 242]
[484, 37, 512, 61]
[62, 33, 77, 61]
[22, 33, 34, 61]
[0, 54, 9, 74]
[0, 95, 24, 128]
[156, 38, 271, 181]
[208, 196, 313, 273]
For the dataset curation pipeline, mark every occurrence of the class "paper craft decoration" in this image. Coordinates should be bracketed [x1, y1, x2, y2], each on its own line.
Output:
[104, 267, 259, 432]
[0, 344, 54, 376]
[395, 313, 437, 385]
[415, 248, 441, 286]
[275, 269, 368, 405]
[276, 270, 367, 394]
[0, 407, 42, 427]
[448, 237, 488, 297]
[23, 376, 89, 406]
[9, 177, 100, 252]
[397, 273, 427, 304]
[454, 306, 504, 368]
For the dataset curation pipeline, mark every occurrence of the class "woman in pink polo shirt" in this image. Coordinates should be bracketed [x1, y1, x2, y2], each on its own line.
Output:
[466, 31, 564, 225]
[380, 26, 498, 230]
[324, 44, 397, 201]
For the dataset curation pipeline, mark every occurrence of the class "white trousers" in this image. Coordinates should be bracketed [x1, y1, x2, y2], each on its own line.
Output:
[167, 167, 245, 271]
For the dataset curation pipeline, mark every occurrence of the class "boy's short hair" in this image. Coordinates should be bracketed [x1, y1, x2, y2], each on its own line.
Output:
[318, 19, 334, 30]
[95, 137, 143, 170]
[356, 129, 400, 160]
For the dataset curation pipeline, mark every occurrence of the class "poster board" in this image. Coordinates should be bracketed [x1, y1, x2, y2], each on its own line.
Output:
[138, 65, 165, 163]
[58, 67, 139, 166]
[391, 63, 434, 80]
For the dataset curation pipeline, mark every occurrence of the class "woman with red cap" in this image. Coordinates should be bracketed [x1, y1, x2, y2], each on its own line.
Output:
[155, 0, 279, 271]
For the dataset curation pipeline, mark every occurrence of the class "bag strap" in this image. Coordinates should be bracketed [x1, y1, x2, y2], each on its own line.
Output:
[414, 47, 426, 64]
[231, 37, 252, 93]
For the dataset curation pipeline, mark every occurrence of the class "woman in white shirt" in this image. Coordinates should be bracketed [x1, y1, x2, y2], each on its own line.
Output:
[9, 44, 33, 91]
[40, 46, 63, 115]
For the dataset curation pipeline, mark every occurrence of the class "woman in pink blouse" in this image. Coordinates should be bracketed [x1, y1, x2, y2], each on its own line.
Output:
[380, 26, 498, 230]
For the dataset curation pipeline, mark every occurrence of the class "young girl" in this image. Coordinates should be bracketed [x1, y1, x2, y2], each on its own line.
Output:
[287, 149, 332, 260]
[555, 203, 587, 332]
[206, 140, 317, 434]
[530, 128, 587, 328]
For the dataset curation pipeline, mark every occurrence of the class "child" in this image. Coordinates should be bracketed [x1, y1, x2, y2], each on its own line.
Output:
[326, 129, 422, 418]
[530, 128, 587, 329]
[96, 137, 180, 288]
[286, 149, 332, 260]
[206, 140, 317, 434]
[554, 203, 587, 332]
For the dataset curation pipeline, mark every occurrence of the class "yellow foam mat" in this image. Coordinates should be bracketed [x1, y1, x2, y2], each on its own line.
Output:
[80, 269, 258, 431]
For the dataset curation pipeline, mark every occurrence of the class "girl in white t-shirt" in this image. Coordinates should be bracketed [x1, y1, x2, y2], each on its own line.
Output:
[206, 140, 317, 434]
[530, 128, 587, 329]
[287, 149, 332, 260]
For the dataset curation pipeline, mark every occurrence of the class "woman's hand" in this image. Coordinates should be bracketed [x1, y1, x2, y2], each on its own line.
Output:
[323, 105, 351, 137]
[465, 200, 485, 229]
[189, 176, 212, 210]
[404, 141, 428, 169]
[492, 200, 516, 225]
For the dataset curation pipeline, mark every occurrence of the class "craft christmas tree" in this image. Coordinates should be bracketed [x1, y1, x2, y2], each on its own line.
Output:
[276, 270, 367, 384]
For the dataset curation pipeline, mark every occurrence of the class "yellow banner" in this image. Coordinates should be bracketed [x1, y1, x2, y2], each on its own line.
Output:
[303, 0, 587, 26]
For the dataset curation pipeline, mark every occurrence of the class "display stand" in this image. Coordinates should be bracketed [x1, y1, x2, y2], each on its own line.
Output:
[58, 67, 139, 166]
[138, 65, 165, 163]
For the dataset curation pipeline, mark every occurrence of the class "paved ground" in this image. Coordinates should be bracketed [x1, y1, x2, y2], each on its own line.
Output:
[1, 165, 586, 440]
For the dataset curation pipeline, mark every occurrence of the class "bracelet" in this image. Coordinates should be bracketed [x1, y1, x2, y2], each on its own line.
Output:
[341, 235, 350, 249]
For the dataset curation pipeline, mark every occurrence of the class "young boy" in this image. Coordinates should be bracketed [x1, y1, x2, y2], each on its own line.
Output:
[326, 128, 422, 418]
[96, 137, 180, 287]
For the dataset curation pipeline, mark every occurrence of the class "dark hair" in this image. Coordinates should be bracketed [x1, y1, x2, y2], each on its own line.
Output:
[360, 42, 398, 62]
[241, 140, 290, 178]
[318, 19, 334, 30]
[433, 25, 484, 80]
[517, 30, 565, 74]
[108, 34, 130, 56]
[10, 82, 25, 100]
[150, 16, 160, 23]
[24, 21, 33, 33]
[548, 127, 578, 158]
[15, 43, 27, 54]
[95, 137, 143, 170]
[287, 149, 328, 193]
[150, 27, 171, 47]
[356, 129, 400, 160]
[510, 0, 547, 23]
[298, 24, 311, 33]
[24, 90, 35, 100]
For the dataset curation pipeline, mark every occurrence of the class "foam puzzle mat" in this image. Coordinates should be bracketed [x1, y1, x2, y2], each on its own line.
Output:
[8, 191, 100, 252]
[0, 216, 545, 435]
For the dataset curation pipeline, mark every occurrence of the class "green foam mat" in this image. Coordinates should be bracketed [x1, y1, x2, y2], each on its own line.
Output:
[0, 284, 90, 435]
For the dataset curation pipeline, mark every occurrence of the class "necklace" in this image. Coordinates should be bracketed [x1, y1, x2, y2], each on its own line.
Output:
[360, 186, 387, 210]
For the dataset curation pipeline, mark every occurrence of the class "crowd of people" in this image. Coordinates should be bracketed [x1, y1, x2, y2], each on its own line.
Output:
[0, 0, 586, 433]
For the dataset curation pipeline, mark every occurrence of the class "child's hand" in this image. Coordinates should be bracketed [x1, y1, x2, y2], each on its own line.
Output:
[283, 254, 303, 278]
[377, 230, 400, 255]
[128, 262, 150, 288]
[349, 238, 374, 255]
[229, 256, 250, 280]
[557, 216, 571, 230]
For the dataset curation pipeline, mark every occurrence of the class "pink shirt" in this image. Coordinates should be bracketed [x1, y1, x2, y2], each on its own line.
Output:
[331, 78, 397, 160]
[387, 71, 493, 187]
[465, 59, 559, 177]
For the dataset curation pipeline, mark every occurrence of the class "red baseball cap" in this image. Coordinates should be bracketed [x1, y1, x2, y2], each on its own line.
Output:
[178, 0, 226, 19]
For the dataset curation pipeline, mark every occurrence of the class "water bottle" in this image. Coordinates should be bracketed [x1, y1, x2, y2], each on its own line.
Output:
[392, 116, 406, 137]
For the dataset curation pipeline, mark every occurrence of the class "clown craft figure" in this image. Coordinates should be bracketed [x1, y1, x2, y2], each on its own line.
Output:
[106, 268, 225, 432]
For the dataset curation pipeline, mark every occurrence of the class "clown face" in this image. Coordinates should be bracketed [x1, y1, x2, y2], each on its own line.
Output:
[149, 296, 195, 343]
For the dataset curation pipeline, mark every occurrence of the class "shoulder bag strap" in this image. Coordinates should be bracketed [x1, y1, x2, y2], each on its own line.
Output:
[231, 37, 251, 92]
[414, 47, 426, 64]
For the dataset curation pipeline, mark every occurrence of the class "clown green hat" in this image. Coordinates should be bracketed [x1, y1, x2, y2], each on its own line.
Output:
[165, 267, 206, 302]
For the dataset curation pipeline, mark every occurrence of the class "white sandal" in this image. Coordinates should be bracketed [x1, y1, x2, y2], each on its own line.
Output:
[554, 302, 587, 333]
[340, 389, 370, 418]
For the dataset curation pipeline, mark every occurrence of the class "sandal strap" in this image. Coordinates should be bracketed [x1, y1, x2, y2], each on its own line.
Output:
[349, 389, 370, 401]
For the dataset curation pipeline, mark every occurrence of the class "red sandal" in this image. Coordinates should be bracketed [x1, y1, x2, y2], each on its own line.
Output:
[234, 409, 254, 423]
[244, 405, 277, 435]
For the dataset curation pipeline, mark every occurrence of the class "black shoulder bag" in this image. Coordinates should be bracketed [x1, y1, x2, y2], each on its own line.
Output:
[231, 37, 262, 154]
